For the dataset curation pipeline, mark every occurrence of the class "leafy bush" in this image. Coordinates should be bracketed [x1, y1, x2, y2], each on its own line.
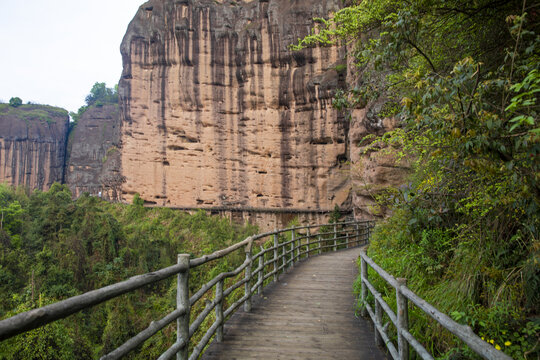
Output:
[8, 97, 22, 107]
[295, 0, 539, 358]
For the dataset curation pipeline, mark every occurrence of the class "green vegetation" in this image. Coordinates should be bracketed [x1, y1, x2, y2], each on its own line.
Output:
[70, 82, 118, 125]
[8, 97, 22, 108]
[0, 103, 69, 125]
[0, 183, 257, 359]
[85, 82, 119, 107]
[295, 0, 538, 358]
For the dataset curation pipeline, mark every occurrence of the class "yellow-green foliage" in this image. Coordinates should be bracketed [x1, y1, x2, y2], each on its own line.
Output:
[294, 0, 539, 358]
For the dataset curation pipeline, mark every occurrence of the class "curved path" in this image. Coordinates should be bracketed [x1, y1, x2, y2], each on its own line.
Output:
[202, 247, 387, 359]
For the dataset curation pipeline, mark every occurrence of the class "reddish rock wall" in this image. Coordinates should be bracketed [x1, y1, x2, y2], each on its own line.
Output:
[0, 104, 69, 190]
[118, 0, 350, 211]
[65, 104, 123, 200]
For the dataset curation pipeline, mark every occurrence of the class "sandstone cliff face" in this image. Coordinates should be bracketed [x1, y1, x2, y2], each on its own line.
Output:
[65, 104, 123, 200]
[0, 104, 69, 190]
[119, 0, 350, 211]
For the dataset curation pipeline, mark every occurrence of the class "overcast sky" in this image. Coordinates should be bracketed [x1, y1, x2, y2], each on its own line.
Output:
[0, 0, 145, 113]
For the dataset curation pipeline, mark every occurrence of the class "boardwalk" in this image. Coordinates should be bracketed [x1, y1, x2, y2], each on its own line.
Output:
[203, 248, 387, 360]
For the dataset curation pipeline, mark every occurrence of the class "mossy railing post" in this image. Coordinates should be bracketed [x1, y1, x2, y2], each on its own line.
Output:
[215, 279, 224, 342]
[177, 254, 190, 360]
[306, 228, 311, 258]
[360, 256, 367, 317]
[244, 242, 253, 312]
[273, 232, 279, 282]
[396, 278, 409, 360]
[356, 223, 360, 245]
[258, 246, 264, 294]
[333, 224, 337, 251]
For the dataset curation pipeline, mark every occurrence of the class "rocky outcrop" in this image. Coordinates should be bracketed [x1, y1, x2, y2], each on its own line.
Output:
[349, 107, 409, 219]
[346, 56, 410, 219]
[119, 0, 350, 211]
[0, 104, 69, 190]
[65, 104, 123, 200]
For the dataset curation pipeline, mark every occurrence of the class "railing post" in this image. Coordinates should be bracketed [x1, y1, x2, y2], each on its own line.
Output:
[244, 242, 253, 312]
[397, 278, 409, 360]
[177, 254, 190, 360]
[273, 232, 279, 282]
[318, 234, 322, 254]
[215, 278, 224, 342]
[346, 232, 349, 249]
[282, 243, 286, 272]
[333, 224, 337, 251]
[258, 246, 264, 294]
[306, 228, 311, 258]
[374, 299, 383, 347]
[360, 255, 367, 317]
[295, 229, 300, 261]
[356, 223, 360, 245]
[290, 228, 296, 267]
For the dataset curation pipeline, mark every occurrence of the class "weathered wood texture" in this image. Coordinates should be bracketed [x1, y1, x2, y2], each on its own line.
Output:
[202, 248, 386, 360]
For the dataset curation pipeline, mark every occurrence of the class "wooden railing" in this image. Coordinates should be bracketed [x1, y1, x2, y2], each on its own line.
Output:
[359, 250, 513, 360]
[0, 220, 373, 359]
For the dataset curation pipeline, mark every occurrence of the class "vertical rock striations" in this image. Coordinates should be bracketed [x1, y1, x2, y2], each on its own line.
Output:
[119, 0, 350, 210]
[65, 104, 123, 200]
[0, 104, 69, 190]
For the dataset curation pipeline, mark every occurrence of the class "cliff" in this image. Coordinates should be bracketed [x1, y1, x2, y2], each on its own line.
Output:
[0, 104, 69, 190]
[0, 0, 406, 227]
[118, 0, 350, 210]
[65, 104, 123, 200]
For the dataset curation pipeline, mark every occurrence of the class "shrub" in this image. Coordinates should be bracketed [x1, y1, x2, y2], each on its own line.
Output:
[8, 97, 22, 107]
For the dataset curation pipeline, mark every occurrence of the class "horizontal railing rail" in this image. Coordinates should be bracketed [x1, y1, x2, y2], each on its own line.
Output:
[0, 219, 374, 359]
[359, 250, 513, 360]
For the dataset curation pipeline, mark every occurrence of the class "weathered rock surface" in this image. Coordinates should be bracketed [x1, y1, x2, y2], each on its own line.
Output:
[349, 107, 409, 219]
[65, 104, 123, 200]
[0, 104, 69, 190]
[119, 0, 350, 211]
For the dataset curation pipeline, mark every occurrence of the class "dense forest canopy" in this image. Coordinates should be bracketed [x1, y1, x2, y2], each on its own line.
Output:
[0, 183, 257, 359]
[296, 0, 539, 358]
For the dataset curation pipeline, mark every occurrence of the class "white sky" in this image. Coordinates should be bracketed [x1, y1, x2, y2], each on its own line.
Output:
[0, 0, 145, 113]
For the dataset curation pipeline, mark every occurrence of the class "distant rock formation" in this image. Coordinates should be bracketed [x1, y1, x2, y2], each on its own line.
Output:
[65, 104, 123, 201]
[118, 0, 351, 211]
[0, 104, 69, 190]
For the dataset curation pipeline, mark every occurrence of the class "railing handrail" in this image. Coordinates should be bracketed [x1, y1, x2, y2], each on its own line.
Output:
[359, 250, 513, 360]
[0, 261, 189, 341]
[0, 220, 374, 359]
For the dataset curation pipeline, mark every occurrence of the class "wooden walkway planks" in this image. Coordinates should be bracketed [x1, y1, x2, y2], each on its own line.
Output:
[202, 248, 387, 360]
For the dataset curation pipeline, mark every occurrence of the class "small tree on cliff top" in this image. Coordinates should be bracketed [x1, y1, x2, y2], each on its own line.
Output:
[8, 97, 22, 107]
[84, 82, 118, 106]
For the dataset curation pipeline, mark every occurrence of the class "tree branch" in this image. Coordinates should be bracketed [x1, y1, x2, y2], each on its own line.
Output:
[405, 39, 437, 73]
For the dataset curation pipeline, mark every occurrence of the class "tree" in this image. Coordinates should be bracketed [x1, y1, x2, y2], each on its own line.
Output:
[8, 97, 22, 107]
[69, 82, 118, 127]
[84, 82, 118, 106]
[294, 1, 539, 358]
